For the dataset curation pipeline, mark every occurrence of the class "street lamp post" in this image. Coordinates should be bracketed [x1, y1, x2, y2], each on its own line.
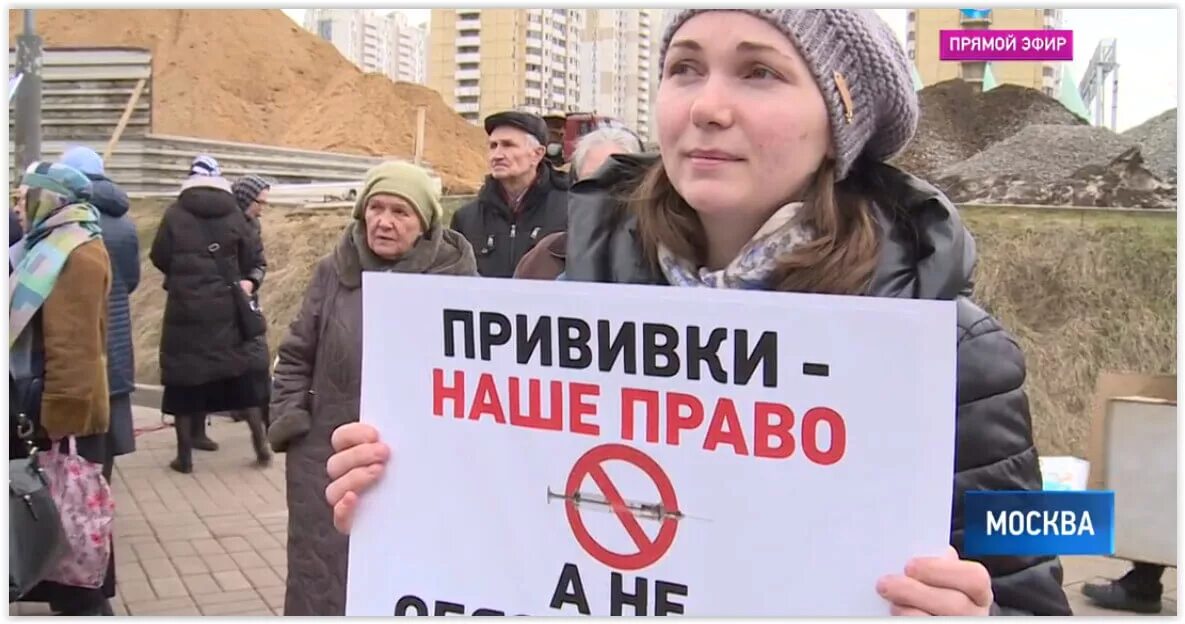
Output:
[13, 9, 43, 184]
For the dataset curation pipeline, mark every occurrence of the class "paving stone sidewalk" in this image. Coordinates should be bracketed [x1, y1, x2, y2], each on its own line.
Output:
[10, 405, 1177, 616]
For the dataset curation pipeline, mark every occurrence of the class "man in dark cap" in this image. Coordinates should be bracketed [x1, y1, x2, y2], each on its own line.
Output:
[449, 110, 569, 278]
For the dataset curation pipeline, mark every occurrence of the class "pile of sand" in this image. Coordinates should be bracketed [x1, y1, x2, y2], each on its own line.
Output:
[8, 9, 489, 193]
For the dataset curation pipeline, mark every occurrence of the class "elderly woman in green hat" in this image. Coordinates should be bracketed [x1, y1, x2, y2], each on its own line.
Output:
[267, 161, 476, 616]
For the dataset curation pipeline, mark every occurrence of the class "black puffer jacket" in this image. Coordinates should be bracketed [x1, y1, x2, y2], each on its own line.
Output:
[566, 153, 1072, 617]
[149, 181, 260, 387]
[449, 163, 569, 278]
[89, 174, 141, 397]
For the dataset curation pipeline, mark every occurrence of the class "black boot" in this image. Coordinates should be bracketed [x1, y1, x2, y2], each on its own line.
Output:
[245, 408, 272, 467]
[191, 414, 219, 452]
[170, 416, 194, 474]
[1082, 563, 1165, 614]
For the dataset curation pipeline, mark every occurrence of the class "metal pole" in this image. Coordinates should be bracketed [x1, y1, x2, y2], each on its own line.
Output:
[13, 9, 43, 184]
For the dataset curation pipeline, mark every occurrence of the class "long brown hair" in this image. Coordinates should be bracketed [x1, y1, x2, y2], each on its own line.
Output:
[626, 159, 883, 295]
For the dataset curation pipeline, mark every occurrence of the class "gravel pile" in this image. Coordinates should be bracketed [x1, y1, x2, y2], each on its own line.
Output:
[934, 125, 1137, 185]
[936, 145, 1176, 209]
[1122, 108, 1177, 182]
[893, 80, 1088, 179]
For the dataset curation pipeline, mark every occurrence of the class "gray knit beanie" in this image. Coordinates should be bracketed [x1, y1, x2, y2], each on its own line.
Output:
[659, 9, 918, 180]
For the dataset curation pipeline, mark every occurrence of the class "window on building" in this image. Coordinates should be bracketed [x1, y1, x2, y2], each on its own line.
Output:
[459, 62, 479, 71]
[458, 46, 479, 54]
[318, 19, 332, 41]
[1043, 66, 1055, 78]
[459, 29, 480, 38]
[1043, 87, 1054, 97]
[459, 79, 479, 88]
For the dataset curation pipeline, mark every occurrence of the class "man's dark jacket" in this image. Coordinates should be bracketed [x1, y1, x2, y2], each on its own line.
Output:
[564, 153, 1073, 617]
[449, 163, 569, 278]
[89, 174, 141, 397]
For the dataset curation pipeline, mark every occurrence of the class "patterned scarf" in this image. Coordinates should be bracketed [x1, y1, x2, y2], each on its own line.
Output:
[10, 173, 103, 348]
[657, 202, 815, 290]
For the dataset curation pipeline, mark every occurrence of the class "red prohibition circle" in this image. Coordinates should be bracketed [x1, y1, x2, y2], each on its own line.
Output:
[564, 443, 680, 571]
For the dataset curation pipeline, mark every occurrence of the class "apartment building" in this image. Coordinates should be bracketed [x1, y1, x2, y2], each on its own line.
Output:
[646, 9, 670, 142]
[578, 9, 657, 141]
[305, 9, 427, 84]
[428, 9, 584, 124]
[907, 9, 1064, 95]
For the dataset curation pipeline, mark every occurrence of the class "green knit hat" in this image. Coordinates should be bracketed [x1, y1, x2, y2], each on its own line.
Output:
[353, 161, 442, 230]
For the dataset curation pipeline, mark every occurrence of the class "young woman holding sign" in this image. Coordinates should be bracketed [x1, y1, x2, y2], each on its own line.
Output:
[325, 10, 1072, 616]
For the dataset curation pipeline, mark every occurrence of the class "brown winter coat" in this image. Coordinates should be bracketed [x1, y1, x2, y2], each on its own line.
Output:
[512, 231, 567, 280]
[41, 238, 112, 439]
[268, 222, 477, 616]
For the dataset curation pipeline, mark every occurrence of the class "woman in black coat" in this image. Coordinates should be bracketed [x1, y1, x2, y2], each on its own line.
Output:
[321, 10, 1072, 616]
[229, 173, 274, 466]
[150, 156, 266, 473]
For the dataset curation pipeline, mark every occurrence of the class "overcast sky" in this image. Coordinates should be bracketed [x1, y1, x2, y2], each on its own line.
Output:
[282, 8, 1176, 131]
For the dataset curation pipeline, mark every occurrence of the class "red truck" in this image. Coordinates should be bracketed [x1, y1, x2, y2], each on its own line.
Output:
[543, 112, 630, 168]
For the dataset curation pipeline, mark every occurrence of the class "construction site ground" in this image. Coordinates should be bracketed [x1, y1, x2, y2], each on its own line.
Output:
[7, 404, 1176, 616]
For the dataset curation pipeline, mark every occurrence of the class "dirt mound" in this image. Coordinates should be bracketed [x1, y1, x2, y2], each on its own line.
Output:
[8, 9, 488, 193]
[937, 146, 1177, 209]
[931, 124, 1179, 209]
[893, 80, 1088, 179]
[936, 124, 1137, 184]
[1123, 108, 1177, 183]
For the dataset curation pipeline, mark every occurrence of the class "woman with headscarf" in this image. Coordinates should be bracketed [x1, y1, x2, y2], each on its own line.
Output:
[267, 161, 477, 616]
[150, 155, 265, 473]
[10, 161, 115, 615]
[227, 173, 273, 466]
[321, 10, 1073, 617]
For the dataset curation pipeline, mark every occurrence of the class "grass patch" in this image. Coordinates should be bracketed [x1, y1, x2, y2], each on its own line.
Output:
[963, 206, 1176, 456]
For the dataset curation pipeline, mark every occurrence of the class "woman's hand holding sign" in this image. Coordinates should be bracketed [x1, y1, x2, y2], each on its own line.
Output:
[326, 422, 390, 534]
[876, 546, 993, 615]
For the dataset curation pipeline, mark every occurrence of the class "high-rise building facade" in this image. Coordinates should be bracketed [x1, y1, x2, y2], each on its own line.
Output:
[578, 9, 656, 140]
[305, 9, 427, 84]
[428, 9, 584, 124]
[907, 9, 1064, 95]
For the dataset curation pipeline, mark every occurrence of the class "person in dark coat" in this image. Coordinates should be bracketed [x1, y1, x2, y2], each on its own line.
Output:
[229, 173, 273, 466]
[60, 146, 140, 477]
[449, 111, 568, 278]
[269, 162, 477, 615]
[514, 126, 643, 280]
[150, 155, 265, 473]
[322, 10, 1072, 617]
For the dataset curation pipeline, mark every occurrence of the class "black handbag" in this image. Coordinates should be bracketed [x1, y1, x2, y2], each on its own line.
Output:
[9, 378, 67, 603]
[196, 218, 267, 341]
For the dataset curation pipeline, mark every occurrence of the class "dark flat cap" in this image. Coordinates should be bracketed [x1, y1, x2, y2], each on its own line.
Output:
[484, 111, 550, 146]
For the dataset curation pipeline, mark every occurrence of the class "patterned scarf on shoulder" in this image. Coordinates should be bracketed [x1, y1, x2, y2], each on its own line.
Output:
[657, 202, 815, 290]
[10, 167, 103, 348]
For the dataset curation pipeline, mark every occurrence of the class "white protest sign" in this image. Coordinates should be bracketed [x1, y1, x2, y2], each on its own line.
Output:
[347, 274, 957, 617]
